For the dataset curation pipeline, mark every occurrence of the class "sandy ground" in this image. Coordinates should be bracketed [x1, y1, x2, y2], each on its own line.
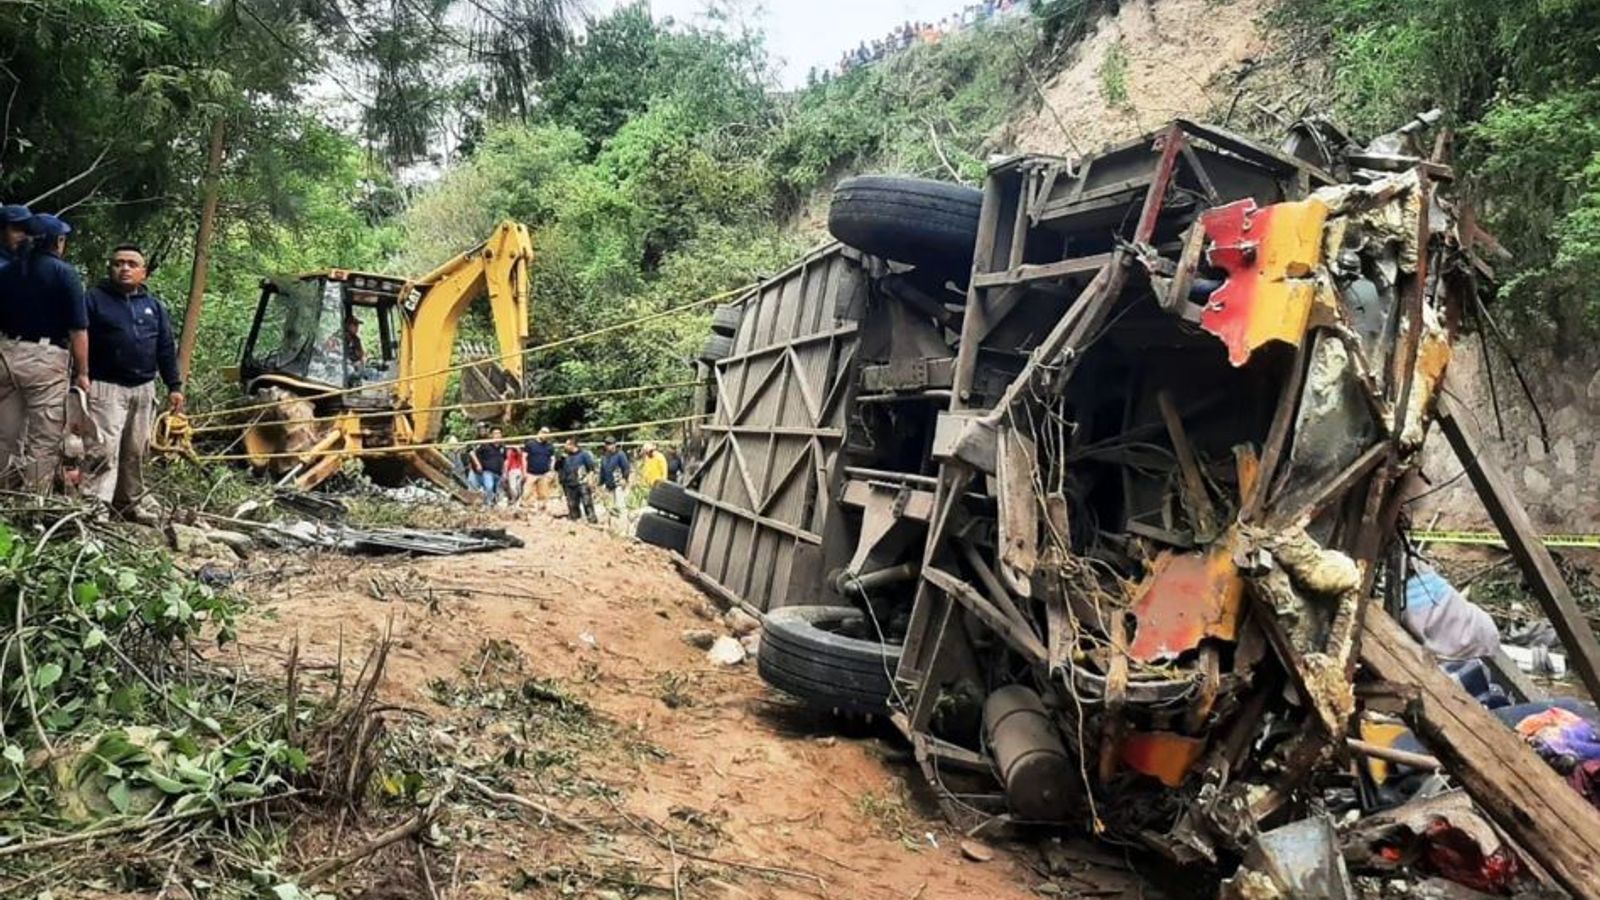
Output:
[220, 513, 1148, 899]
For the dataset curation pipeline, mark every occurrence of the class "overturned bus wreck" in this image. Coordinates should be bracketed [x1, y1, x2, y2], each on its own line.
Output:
[663, 118, 1600, 894]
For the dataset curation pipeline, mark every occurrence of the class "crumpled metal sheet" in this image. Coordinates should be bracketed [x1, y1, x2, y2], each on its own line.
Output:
[1199, 197, 1329, 366]
[1221, 815, 1354, 899]
[1120, 731, 1207, 787]
[1127, 542, 1245, 663]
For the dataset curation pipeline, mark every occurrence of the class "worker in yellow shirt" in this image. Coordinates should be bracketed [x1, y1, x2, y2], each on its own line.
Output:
[639, 442, 668, 487]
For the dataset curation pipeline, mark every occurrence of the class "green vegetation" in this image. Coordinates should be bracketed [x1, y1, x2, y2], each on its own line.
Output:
[0, 506, 309, 894]
[0, 1, 1045, 433]
[394, 3, 1047, 435]
[1284, 0, 1600, 349]
[1098, 41, 1130, 108]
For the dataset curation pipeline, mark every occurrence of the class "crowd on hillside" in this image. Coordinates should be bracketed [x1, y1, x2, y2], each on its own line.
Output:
[832, 0, 1027, 77]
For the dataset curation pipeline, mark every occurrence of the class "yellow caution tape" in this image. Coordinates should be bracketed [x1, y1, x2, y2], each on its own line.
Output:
[1413, 530, 1600, 550]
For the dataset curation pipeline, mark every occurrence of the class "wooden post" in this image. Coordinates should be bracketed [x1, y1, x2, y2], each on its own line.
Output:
[1361, 608, 1600, 897]
[1435, 388, 1600, 705]
[177, 116, 225, 383]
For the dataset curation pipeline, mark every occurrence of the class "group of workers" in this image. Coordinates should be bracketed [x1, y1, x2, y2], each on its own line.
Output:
[463, 426, 681, 523]
[0, 204, 182, 514]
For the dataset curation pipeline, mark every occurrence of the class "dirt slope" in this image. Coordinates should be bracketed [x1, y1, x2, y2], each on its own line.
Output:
[223, 516, 1146, 899]
[1002, 0, 1322, 158]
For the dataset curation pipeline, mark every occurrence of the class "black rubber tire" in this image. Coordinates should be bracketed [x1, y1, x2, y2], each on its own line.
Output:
[828, 176, 983, 273]
[647, 481, 696, 521]
[710, 304, 743, 337]
[757, 605, 902, 717]
[635, 511, 689, 553]
[699, 333, 734, 363]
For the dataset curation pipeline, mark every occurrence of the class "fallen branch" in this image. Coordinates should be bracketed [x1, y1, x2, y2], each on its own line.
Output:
[299, 779, 453, 885]
[0, 789, 303, 859]
[921, 116, 966, 185]
[460, 773, 591, 834]
[669, 834, 683, 900]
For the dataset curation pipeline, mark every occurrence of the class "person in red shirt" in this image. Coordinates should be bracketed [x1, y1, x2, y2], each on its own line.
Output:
[503, 442, 526, 507]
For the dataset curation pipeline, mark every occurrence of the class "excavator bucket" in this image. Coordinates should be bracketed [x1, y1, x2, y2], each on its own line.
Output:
[457, 340, 522, 423]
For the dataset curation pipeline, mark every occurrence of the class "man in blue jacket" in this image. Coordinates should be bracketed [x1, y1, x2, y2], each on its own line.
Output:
[557, 436, 598, 523]
[83, 244, 183, 513]
[598, 436, 632, 525]
[0, 214, 89, 492]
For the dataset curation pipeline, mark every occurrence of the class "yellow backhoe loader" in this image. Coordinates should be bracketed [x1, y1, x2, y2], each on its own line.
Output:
[231, 221, 533, 492]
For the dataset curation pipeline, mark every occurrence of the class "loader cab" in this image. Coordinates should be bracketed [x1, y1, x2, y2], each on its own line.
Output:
[240, 271, 404, 401]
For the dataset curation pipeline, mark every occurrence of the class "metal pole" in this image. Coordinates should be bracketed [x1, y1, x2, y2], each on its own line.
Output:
[177, 116, 225, 383]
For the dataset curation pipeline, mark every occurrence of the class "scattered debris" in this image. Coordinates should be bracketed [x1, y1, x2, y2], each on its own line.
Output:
[724, 607, 761, 637]
[961, 839, 995, 863]
[706, 636, 747, 666]
[185, 511, 524, 557]
[681, 629, 717, 650]
[680, 113, 1600, 896]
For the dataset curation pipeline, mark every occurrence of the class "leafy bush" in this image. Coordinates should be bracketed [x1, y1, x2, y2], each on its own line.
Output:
[1282, 0, 1600, 346]
[0, 510, 327, 846]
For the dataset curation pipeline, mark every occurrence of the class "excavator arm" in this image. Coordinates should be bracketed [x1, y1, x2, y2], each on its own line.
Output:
[396, 221, 534, 442]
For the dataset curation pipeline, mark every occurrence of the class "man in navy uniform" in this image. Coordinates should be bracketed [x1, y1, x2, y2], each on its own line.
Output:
[0, 214, 89, 491]
[0, 204, 31, 267]
[84, 244, 183, 513]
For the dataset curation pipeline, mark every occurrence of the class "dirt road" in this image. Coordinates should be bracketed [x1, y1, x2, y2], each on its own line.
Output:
[226, 514, 1140, 899]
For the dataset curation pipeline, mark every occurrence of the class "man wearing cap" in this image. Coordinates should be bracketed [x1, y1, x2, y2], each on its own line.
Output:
[523, 427, 558, 515]
[0, 204, 31, 267]
[83, 244, 182, 514]
[0, 214, 89, 491]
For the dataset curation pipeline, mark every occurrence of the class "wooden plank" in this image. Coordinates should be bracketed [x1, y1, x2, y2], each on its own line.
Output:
[1360, 608, 1600, 897]
[1157, 389, 1218, 536]
[1242, 336, 1310, 524]
[1269, 440, 1387, 529]
[1163, 222, 1207, 313]
[995, 425, 1040, 578]
[1436, 390, 1600, 705]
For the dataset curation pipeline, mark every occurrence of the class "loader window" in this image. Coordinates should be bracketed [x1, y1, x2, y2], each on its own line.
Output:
[343, 294, 400, 388]
[244, 276, 403, 392]
[243, 277, 328, 381]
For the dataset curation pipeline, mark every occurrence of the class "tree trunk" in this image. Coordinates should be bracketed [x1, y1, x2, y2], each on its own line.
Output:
[177, 116, 225, 384]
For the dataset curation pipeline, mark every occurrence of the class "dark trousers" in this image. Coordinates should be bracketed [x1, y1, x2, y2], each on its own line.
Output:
[563, 482, 596, 522]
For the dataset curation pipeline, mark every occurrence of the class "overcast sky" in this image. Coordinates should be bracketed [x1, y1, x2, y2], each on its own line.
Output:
[598, 0, 975, 87]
